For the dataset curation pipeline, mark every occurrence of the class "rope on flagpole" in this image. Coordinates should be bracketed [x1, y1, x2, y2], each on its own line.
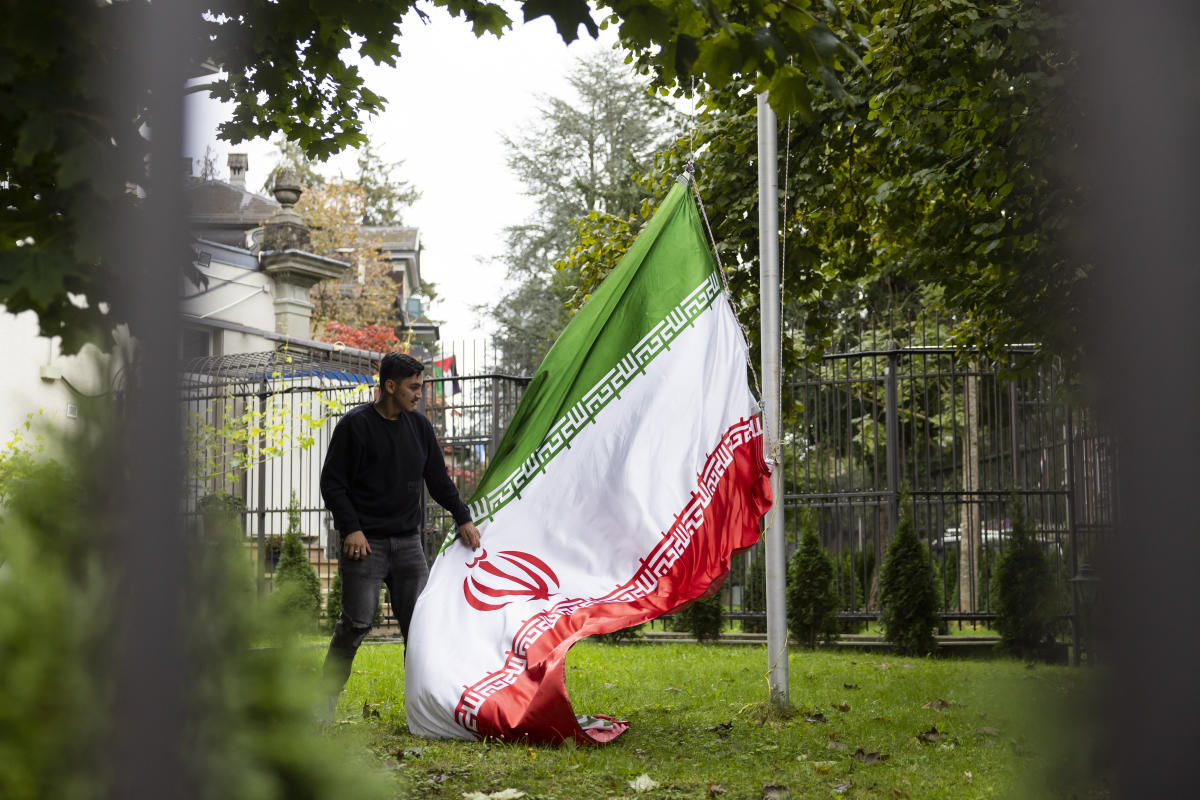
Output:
[683, 168, 779, 468]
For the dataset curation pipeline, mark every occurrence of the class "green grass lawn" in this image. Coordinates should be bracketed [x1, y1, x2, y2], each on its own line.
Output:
[312, 642, 1105, 800]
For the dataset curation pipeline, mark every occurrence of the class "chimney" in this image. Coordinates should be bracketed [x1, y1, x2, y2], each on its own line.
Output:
[227, 153, 248, 189]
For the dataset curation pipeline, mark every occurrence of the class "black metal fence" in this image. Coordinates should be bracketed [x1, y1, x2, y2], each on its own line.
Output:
[180, 340, 530, 614]
[726, 315, 1116, 653]
[180, 327, 1114, 656]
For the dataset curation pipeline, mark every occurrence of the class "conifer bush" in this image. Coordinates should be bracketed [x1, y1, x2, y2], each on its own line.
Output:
[325, 570, 343, 632]
[672, 587, 725, 641]
[786, 526, 839, 648]
[878, 494, 939, 656]
[325, 554, 384, 630]
[271, 493, 322, 630]
[995, 498, 1062, 661]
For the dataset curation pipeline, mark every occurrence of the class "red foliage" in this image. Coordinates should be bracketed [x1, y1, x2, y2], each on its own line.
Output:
[318, 321, 400, 352]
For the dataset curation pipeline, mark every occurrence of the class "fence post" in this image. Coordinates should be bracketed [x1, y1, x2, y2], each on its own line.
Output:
[257, 381, 269, 594]
[1066, 407, 1080, 665]
[490, 377, 501, 460]
[885, 345, 900, 540]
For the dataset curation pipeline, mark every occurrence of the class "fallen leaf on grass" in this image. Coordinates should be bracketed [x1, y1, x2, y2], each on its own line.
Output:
[398, 747, 424, 759]
[976, 727, 1000, 737]
[878, 663, 890, 670]
[853, 748, 890, 764]
[833, 781, 853, 794]
[707, 721, 733, 737]
[664, 687, 683, 692]
[525, 748, 537, 760]
[629, 774, 660, 793]
[805, 712, 829, 723]
[604, 682, 617, 688]
[810, 762, 836, 774]
[707, 783, 727, 797]
[844, 683, 859, 690]
[890, 788, 910, 798]
[917, 725, 944, 744]
[826, 741, 848, 751]
[763, 782, 790, 799]
[836, 702, 851, 712]
[872, 716, 892, 723]
[361, 702, 380, 719]
[964, 771, 973, 784]
[921, 699, 952, 710]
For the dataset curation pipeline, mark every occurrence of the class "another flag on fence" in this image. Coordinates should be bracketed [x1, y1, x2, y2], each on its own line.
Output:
[405, 177, 773, 744]
[430, 355, 462, 396]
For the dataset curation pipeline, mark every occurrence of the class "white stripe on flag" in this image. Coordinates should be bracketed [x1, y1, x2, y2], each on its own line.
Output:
[405, 290, 762, 741]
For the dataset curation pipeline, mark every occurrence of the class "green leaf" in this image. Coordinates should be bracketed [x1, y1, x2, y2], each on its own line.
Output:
[521, 0, 597, 43]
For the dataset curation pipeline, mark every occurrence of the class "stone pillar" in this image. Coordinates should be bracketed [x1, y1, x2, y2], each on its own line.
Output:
[260, 170, 348, 339]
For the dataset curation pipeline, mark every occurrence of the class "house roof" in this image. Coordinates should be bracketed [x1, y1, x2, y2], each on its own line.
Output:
[187, 178, 280, 225]
[362, 225, 420, 253]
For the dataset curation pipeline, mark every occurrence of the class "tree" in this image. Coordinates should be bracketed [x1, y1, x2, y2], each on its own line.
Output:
[878, 492, 939, 656]
[3, 0, 859, 354]
[294, 180, 402, 331]
[490, 47, 682, 373]
[572, 2, 1082, 374]
[260, 135, 425, 336]
[786, 522, 839, 649]
[671, 588, 725, 642]
[271, 493, 322, 630]
[355, 141, 420, 226]
[995, 496, 1062, 661]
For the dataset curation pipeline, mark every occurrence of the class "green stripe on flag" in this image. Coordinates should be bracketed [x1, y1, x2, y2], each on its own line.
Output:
[468, 179, 718, 520]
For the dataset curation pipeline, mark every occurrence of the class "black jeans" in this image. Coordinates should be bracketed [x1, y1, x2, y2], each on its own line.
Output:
[322, 533, 429, 695]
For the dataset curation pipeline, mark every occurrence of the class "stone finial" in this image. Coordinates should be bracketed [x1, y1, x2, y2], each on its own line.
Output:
[261, 167, 310, 251]
[272, 167, 302, 208]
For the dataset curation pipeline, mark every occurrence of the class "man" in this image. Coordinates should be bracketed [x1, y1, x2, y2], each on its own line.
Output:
[320, 352, 481, 711]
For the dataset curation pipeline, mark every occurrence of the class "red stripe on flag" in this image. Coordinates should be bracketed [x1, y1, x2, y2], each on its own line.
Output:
[453, 417, 772, 744]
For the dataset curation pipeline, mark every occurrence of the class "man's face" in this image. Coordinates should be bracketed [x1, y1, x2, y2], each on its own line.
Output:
[388, 374, 424, 411]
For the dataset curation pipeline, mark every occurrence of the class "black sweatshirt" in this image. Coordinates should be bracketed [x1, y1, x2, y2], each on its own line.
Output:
[319, 402, 472, 538]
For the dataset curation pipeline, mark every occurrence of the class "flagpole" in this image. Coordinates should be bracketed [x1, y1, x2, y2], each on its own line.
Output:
[757, 93, 789, 706]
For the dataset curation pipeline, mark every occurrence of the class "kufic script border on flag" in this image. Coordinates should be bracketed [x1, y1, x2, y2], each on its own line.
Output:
[453, 413, 764, 736]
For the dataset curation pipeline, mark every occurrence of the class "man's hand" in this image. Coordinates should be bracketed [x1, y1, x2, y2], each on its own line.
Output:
[343, 530, 371, 560]
[457, 521, 481, 550]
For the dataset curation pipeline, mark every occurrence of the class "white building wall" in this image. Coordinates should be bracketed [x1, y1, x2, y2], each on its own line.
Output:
[0, 307, 124, 444]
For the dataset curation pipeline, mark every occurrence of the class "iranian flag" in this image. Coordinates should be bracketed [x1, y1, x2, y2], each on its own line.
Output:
[405, 177, 772, 744]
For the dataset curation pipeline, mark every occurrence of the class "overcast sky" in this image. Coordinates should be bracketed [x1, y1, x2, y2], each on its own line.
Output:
[184, 3, 617, 344]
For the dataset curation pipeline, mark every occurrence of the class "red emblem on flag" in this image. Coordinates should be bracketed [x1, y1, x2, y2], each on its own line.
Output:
[463, 549, 560, 611]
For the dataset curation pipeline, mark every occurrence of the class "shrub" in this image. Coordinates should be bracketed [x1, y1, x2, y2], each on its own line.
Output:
[672, 585, 725, 642]
[325, 563, 384, 630]
[786, 527, 839, 648]
[878, 493, 939, 656]
[995, 497, 1061, 661]
[325, 570, 343, 631]
[0, 442, 110, 800]
[1, 414, 390, 800]
[271, 493, 322, 630]
[591, 622, 644, 643]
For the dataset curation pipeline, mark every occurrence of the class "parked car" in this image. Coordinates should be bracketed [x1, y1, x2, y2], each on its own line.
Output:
[929, 525, 1062, 557]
